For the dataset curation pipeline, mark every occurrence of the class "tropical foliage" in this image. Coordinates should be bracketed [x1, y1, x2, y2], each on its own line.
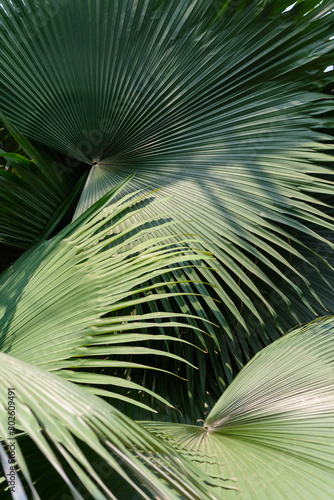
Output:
[142, 317, 334, 500]
[0, 181, 221, 499]
[0, 0, 333, 498]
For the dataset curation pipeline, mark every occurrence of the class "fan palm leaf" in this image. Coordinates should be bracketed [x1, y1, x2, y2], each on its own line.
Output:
[142, 315, 334, 499]
[0, 177, 226, 497]
[0, 352, 227, 500]
[0, 176, 213, 411]
[1, 0, 334, 400]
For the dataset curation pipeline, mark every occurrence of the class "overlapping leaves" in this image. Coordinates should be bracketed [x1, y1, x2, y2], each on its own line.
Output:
[1, 1, 334, 398]
[143, 316, 334, 499]
[0, 178, 223, 498]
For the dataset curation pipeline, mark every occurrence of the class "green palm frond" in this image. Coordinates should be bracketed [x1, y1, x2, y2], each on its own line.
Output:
[0, 175, 213, 414]
[1, 0, 334, 401]
[0, 352, 229, 500]
[0, 177, 230, 497]
[142, 315, 334, 499]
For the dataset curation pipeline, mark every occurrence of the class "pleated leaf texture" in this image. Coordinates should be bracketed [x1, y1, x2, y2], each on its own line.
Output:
[142, 316, 334, 500]
[0, 354, 226, 500]
[0, 175, 213, 410]
[1, 0, 334, 388]
[0, 178, 226, 499]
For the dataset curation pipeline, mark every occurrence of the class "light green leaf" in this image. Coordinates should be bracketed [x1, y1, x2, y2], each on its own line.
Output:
[142, 316, 334, 499]
[0, 177, 212, 414]
[0, 0, 334, 399]
[1, 0, 334, 397]
[0, 352, 229, 499]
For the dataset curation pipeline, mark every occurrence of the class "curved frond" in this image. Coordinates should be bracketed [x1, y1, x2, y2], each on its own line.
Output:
[0, 352, 229, 500]
[142, 316, 334, 499]
[0, 176, 213, 414]
[1, 0, 334, 402]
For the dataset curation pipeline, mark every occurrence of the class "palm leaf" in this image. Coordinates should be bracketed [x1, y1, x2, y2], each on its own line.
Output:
[0, 352, 230, 500]
[0, 175, 214, 415]
[0, 177, 232, 497]
[142, 315, 334, 499]
[1, 0, 334, 402]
